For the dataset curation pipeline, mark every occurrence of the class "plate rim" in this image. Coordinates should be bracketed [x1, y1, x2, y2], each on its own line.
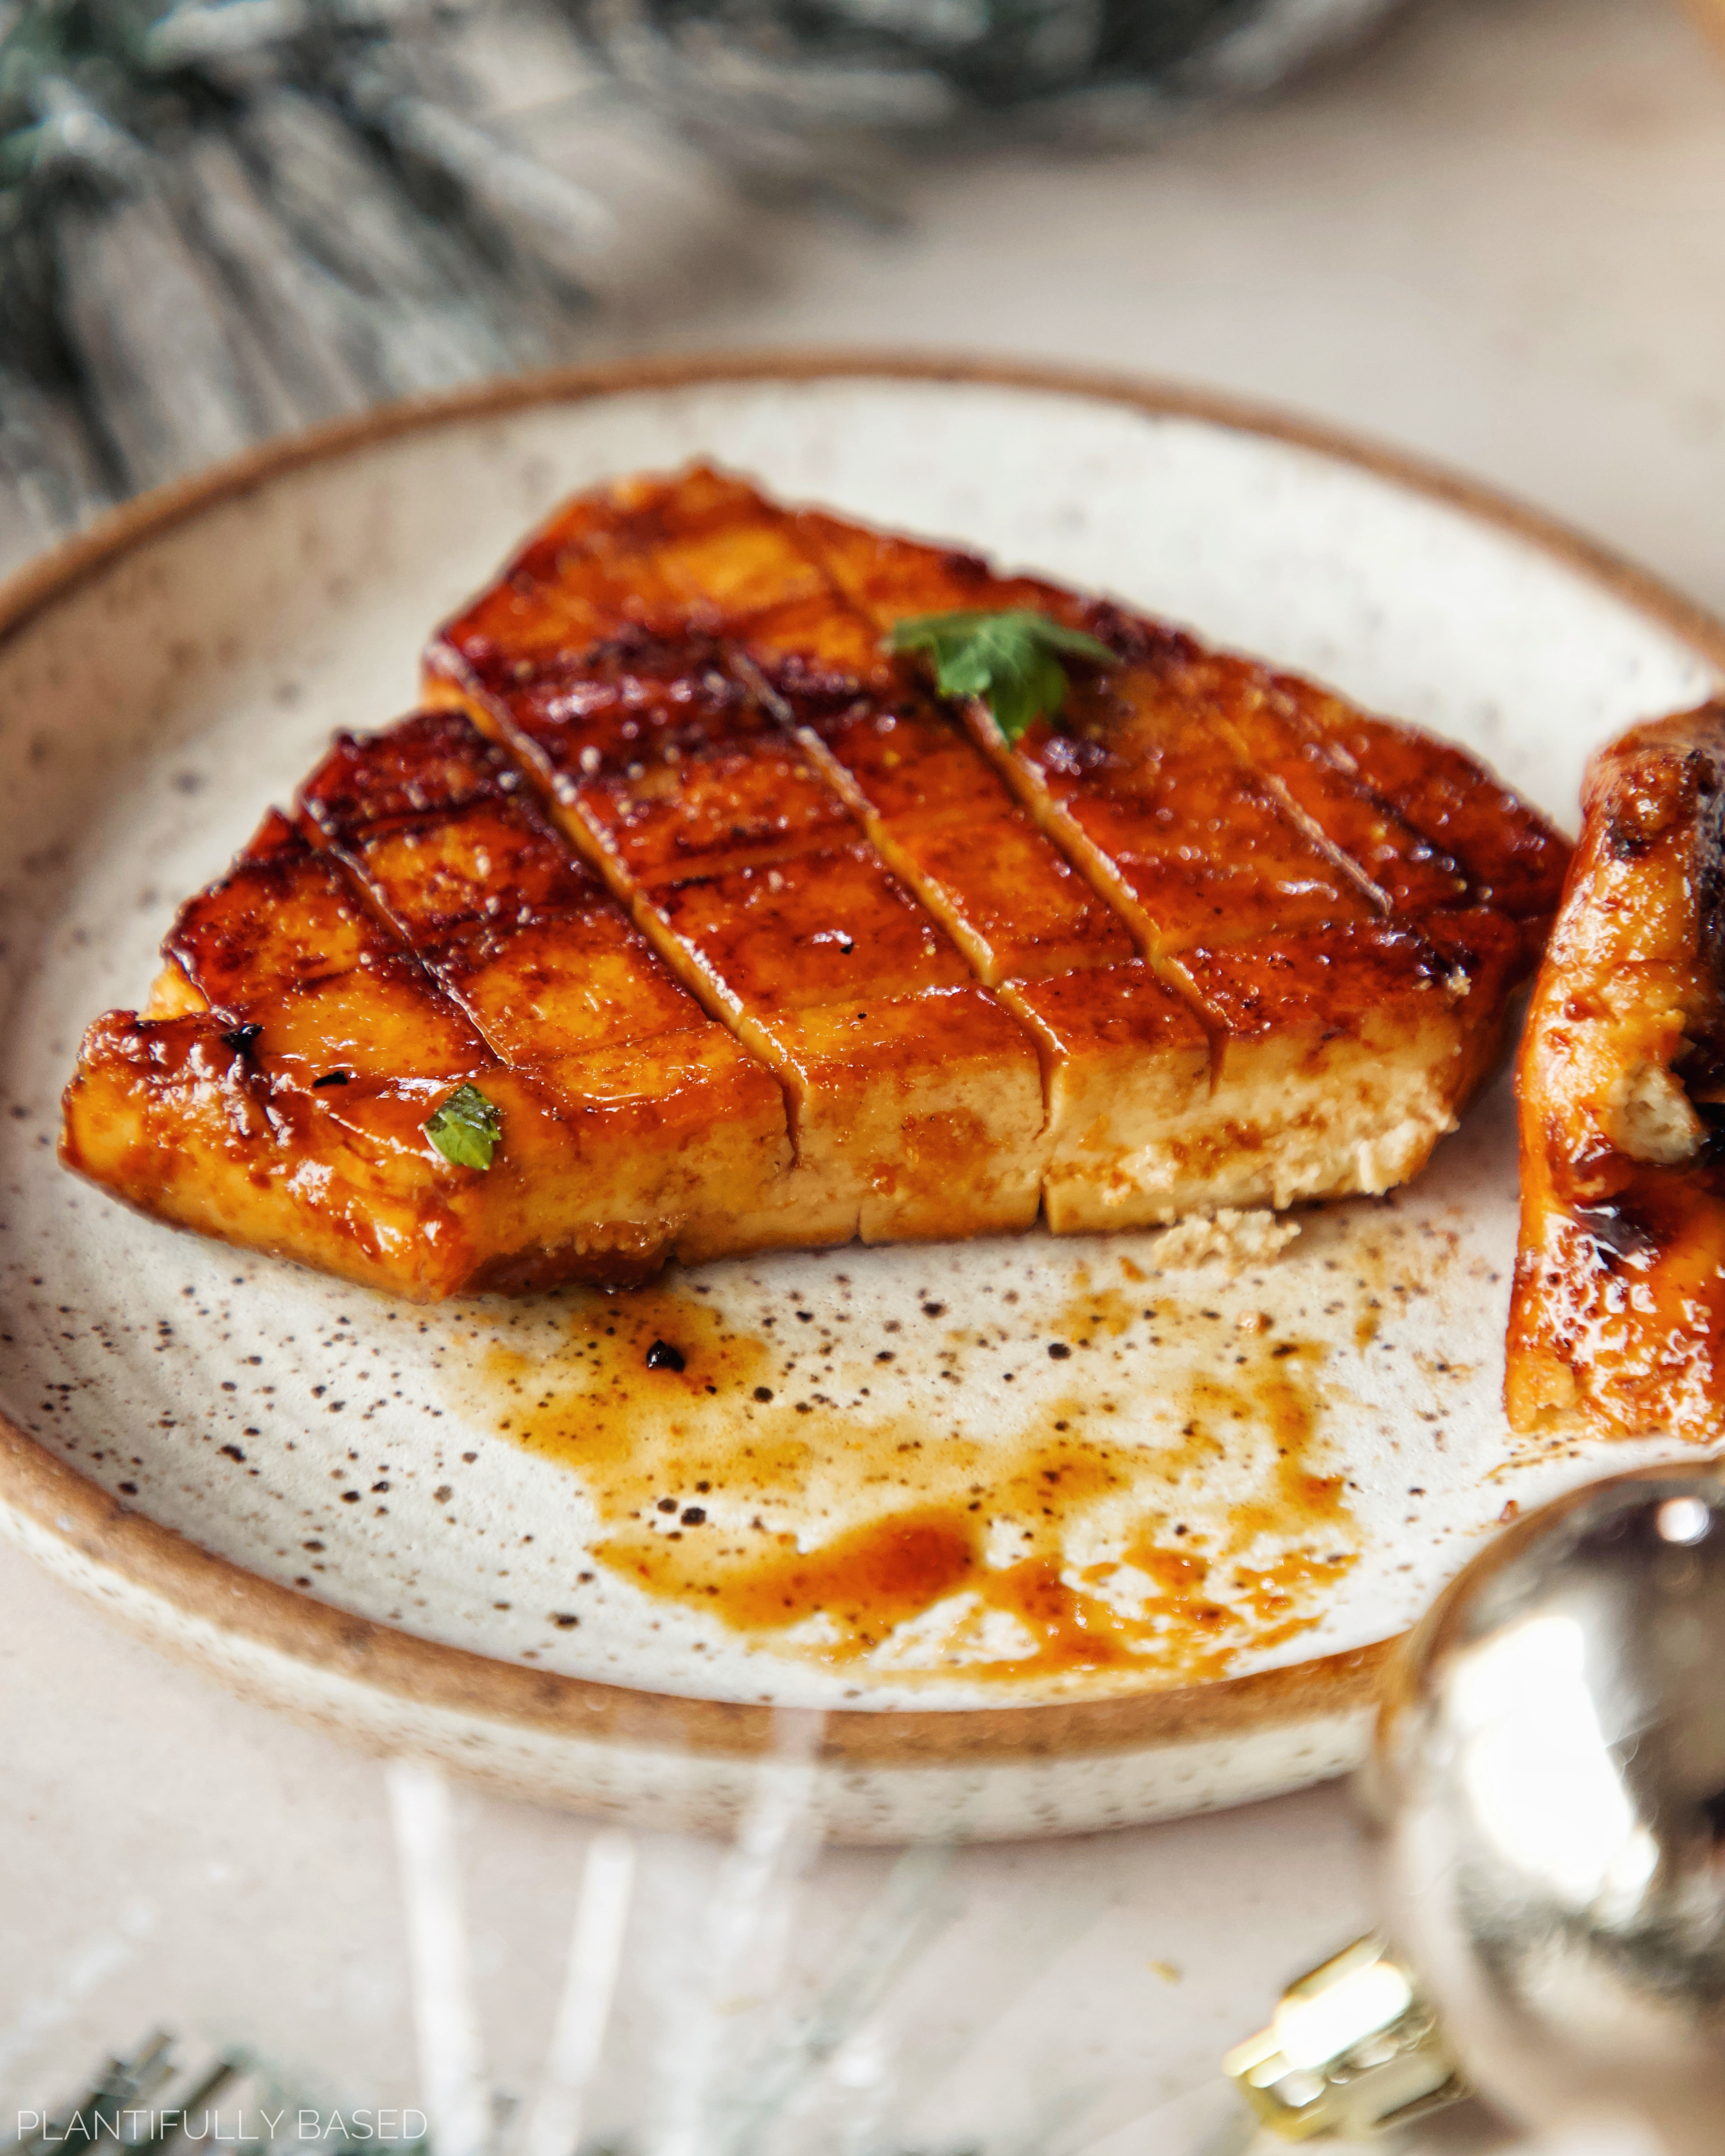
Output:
[6, 346, 1723, 1769]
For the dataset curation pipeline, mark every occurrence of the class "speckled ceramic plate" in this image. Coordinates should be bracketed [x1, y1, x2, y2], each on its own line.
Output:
[4, 356, 1723, 1842]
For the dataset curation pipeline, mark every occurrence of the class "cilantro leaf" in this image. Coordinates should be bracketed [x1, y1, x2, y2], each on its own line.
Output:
[425, 1082, 502, 1171]
[889, 609, 1116, 745]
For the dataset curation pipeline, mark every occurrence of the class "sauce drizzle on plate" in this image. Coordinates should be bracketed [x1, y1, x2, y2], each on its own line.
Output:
[466, 1258, 1366, 1688]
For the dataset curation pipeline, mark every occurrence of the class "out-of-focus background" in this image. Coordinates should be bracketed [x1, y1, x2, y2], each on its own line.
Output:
[7, 0, 1725, 615]
[4, 2, 1725, 2151]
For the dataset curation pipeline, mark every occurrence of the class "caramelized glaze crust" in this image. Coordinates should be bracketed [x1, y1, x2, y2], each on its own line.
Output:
[63, 466, 1567, 1298]
[1507, 703, 1725, 1440]
[63, 713, 790, 1296]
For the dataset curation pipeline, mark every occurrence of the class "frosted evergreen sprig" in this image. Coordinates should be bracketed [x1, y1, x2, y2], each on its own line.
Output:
[0, 0, 610, 533]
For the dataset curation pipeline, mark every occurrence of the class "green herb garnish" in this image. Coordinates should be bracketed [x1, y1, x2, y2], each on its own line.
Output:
[889, 609, 1115, 746]
[425, 1082, 501, 1171]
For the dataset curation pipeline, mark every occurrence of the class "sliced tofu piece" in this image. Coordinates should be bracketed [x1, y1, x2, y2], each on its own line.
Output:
[794, 488, 1563, 1214]
[63, 714, 792, 1295]
[430, 502, 1048, 1248]
[760, 686, 1223, 1228]
[1001, 964, 1211, 1232]
[299, 709, 792, 1272]
[1171, 915, 1522, 1215]
[431, 471, 1231, 1236]
[1506, 703, 1725, 1442]
[66, 463, 1567, 1301]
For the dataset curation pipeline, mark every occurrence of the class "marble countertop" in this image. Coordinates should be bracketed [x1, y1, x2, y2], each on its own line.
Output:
[2, 0, 1720, 2149]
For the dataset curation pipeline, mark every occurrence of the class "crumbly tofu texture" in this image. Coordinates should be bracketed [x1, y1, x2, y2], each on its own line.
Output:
[64, 465, 1567, 1299]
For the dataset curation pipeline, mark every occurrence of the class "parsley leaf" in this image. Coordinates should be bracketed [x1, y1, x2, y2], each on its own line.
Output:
[425, 1082, 502, 1171]
[889, 609, 1116, 745]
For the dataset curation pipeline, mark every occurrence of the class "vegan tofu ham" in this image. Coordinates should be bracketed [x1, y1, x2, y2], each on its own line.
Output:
[61, 468, 1568, 1299]
[1507, 703, 1725, 1443]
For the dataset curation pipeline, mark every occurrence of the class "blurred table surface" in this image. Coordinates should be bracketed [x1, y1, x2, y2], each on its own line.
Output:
[3, 0, 1722, 2149]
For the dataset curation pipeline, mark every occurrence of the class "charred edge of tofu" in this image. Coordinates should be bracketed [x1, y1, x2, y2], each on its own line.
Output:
[1507, 700, 1725, 1441]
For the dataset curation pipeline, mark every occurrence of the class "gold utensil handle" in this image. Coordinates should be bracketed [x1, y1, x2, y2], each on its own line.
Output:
[1223, 1935, 1467, 2141]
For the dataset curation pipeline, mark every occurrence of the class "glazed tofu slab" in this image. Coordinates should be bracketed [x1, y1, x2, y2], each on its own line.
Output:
[63, 467, 1567, 1299]
[1507, 703, 1725, 1442]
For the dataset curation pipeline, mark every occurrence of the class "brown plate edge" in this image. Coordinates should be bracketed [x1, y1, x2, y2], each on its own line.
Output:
[3, 346, 1723, 1773]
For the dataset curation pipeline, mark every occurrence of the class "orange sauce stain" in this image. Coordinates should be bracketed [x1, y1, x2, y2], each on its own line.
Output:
[609, 1507, 978, 1647]
[982, 1557, 1141, 1671]
[457, 1268, 1373, 1692]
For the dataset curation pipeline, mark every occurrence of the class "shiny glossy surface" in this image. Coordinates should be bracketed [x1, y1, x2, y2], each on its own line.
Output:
[1508, 702, 1725, 1442]
[61, 711, 791, 1298]
[1373, 1467, 1725, 2150]
[64, 464, 1564, 1302]
[1224, 1934, 1464, 2140]
[436, 465, 1560, 1242]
